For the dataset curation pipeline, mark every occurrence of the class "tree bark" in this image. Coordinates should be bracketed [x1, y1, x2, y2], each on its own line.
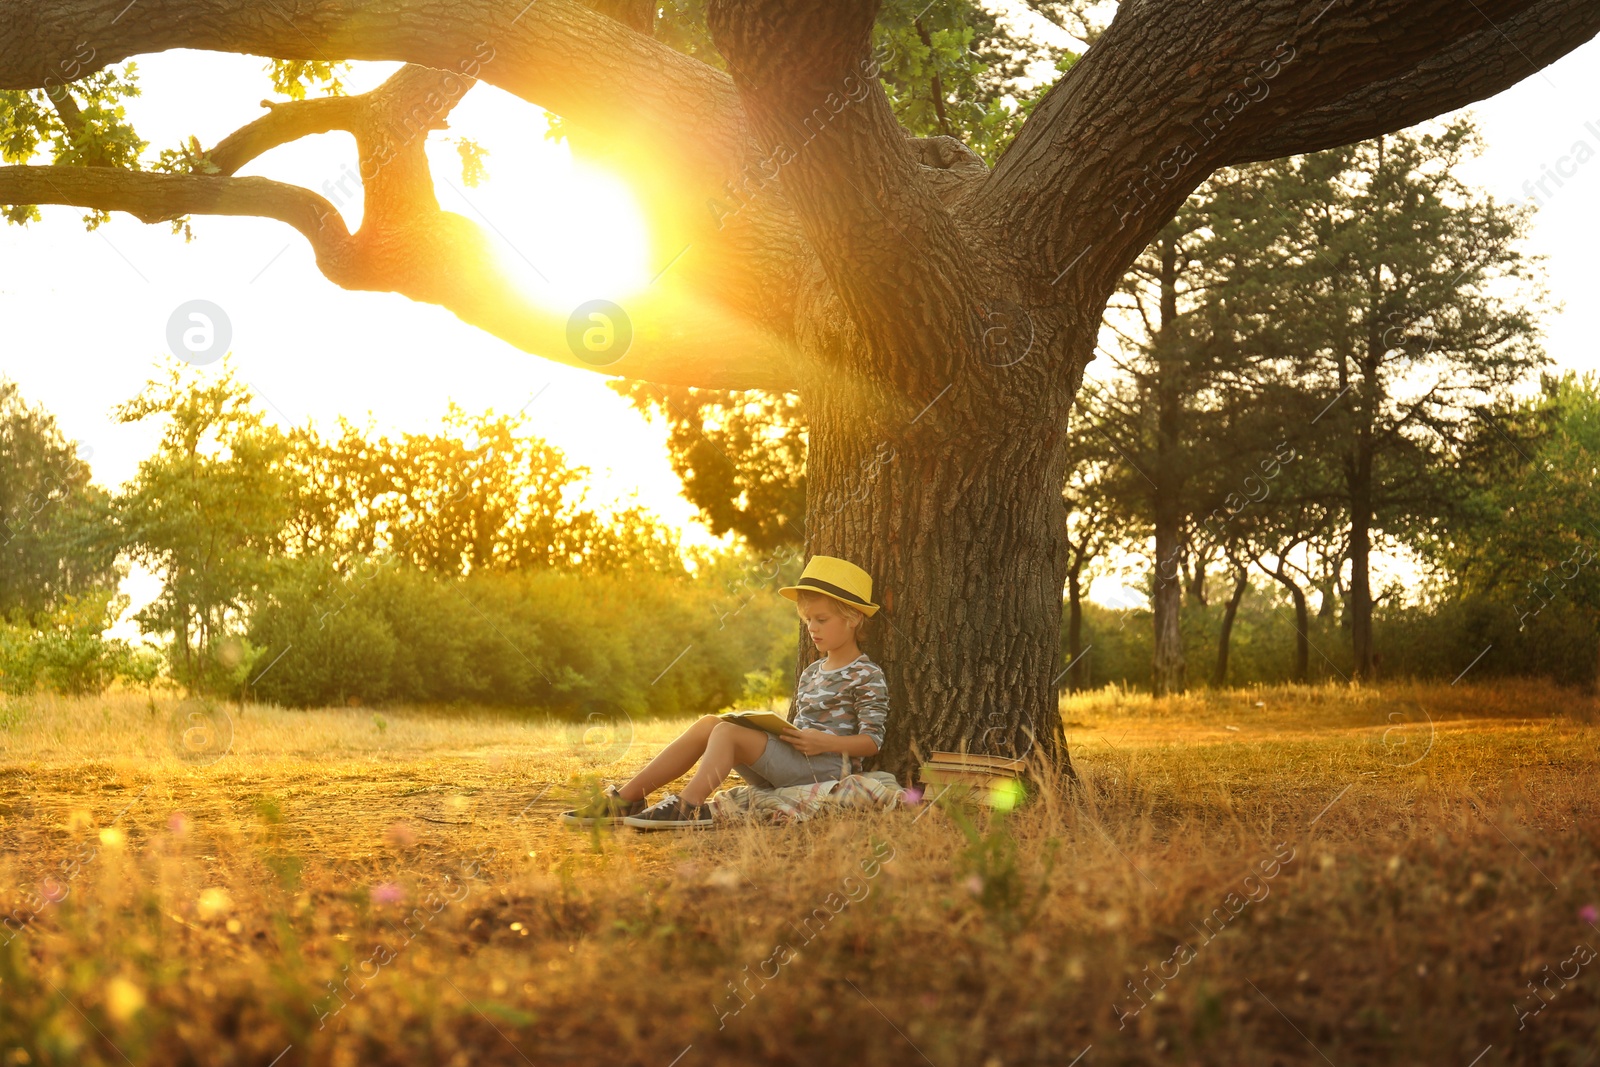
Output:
[1260, 557, 1310, 684]
[1066, 564, 1085, 694]
[1346, 310, 1383, 681]
[1289, 579, 1310, 684]
[798, 345, 1080, 780]
[1186, 553, 1209, 607]
[1151, 235, 1186, 696]
[1347, 458, 1375, 681]
[1212, 564, 1248, 687]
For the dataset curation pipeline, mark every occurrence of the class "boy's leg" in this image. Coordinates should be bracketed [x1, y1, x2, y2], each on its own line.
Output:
[680, 723, 768, 806]
[617, 715, 721, 801]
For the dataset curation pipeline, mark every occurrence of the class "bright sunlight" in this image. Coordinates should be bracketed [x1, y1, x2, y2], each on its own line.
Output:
[478, 149, 654, 310]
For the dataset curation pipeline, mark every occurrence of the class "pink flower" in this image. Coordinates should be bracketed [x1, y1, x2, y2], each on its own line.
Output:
[167, 812, 189, 835]
[39, 877, 67, 903]
[1581, 904, 1599, 926]
[963, 874, 984, 896]
[902, 787, 924, 806]
[384, 822, 417, 849]
[370, 883, 405, 906]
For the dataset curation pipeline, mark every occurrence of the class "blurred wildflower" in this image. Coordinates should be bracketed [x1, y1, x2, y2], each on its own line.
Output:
[384, 822, 417, 848]
[105, 977, 145, 1023]
[167, 812, 189, 835]
[705, 867, 742, 889]
[370, 883, 405, 906]
[197, 887, 232, 919]
[1581, 904, 1598, 926]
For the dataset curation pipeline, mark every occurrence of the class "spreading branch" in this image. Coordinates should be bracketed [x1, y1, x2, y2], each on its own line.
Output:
[977, 0, 1599, 310]
[0, 0, 754, 198]
[1230, 0, 1600, 163]
[0, 0, 1592, 400]
[0, 59, 798, 390]
[706, 0, 988, 398]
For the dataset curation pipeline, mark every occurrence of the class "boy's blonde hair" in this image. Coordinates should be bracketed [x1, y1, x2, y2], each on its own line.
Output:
[795, 589, 868, 637]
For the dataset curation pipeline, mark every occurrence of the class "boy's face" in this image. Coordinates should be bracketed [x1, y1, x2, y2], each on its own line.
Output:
[798, 597, 858, 655]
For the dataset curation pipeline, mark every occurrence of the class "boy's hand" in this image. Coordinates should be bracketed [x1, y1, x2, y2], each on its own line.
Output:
[780, 727, 837, 756]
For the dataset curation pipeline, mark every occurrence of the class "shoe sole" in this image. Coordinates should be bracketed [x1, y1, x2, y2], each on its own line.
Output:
[560, 814, 618, 827]
[621, 816, 714, 830]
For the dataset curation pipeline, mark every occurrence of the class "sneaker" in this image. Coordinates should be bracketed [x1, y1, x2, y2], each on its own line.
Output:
[621, 793, 715, 831]
[559, 784, 646, 826]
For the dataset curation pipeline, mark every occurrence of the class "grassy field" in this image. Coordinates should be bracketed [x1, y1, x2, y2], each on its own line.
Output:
[1, 681, 1597, 1066]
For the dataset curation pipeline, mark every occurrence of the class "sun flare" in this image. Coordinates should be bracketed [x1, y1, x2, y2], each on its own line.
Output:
[485, 153, 655, 312]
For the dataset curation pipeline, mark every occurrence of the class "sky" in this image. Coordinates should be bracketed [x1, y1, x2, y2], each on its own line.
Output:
[2, 13, 1598, 627]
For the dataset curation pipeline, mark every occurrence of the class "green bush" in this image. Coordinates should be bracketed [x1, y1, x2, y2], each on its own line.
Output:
[0, 590, 144, 696]
[246, 559, 398, 706]
[1060, 584, 1599, 692]
[246, 553, 795, 714]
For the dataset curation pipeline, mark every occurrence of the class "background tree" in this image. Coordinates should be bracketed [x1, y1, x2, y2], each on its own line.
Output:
[0, 379, 119, 618]
[1253, 121, 1548, 679]
[1430, 372, 1600, 691]
[286, 405, 685, 576]
[609, 383, 807, 553]
[1, 0, 1591, 776]
[113, 364, 296, 689]
[1088, 166, 1286, 696]
[1058, 420, 1118, 693]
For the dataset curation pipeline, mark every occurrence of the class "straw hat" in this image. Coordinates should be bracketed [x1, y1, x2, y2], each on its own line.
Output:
[779, 555, 880, 617]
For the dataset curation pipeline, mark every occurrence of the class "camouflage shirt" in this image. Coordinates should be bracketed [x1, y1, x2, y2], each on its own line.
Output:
[790, 654, 890, 773]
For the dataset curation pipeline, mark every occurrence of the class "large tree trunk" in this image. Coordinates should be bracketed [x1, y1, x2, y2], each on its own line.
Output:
[1289, 582, 1309, 683]
[1186, 561, 1209, 607]
[798, 346, 1080, 783]
[1151, 510, 1186, 696]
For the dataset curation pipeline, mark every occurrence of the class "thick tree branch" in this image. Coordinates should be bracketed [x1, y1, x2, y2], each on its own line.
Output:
[5, 58, 799, 392]
[0, 165, 344, 241]
[980, 0, 1594, 313]
[198, 62, 468, 178]
[0, 162, 798, 389]
[0, 0, 747, 195]
[206, 89, 369, 177]
[1229, 0, 1600, 163]
[706, 0, 995, 405]
[0, 0, 828, 392]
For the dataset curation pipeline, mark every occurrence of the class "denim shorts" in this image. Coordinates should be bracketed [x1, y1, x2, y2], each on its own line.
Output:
[733, 732, 852, 789]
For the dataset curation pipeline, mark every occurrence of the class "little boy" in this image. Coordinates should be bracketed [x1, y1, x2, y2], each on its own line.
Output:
[560, 555, 890, 829]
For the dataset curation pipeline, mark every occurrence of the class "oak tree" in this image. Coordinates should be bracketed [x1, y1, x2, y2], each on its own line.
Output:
[1, 0, 1592, 776]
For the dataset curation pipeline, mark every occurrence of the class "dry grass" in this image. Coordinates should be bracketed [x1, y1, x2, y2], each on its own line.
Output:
[1, 680, 1597, 1066]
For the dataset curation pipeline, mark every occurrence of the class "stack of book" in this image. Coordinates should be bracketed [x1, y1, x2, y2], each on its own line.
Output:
[917, 750, 1028, 806]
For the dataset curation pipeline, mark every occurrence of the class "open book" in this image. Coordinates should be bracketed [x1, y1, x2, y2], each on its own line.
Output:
[718, 709, 793, 735]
